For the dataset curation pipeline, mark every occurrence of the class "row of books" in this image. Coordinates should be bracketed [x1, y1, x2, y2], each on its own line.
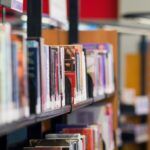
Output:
[24, 125, 103, 150]
[121, 88, 149, 115]
[24, 104, 114, 150]
[120, 123, 148, 144]
[67, 104, 114, 150]
[0, 23, 115, 125]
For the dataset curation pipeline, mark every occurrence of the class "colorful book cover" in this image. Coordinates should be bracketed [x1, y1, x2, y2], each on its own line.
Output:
[64, 46, 76, 104]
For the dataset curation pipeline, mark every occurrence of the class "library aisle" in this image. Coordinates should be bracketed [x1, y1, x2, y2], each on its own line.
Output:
[0, 0, 150, 150]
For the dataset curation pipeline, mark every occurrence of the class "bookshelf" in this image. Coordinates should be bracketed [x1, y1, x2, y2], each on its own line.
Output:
[0, 1, 118, 150]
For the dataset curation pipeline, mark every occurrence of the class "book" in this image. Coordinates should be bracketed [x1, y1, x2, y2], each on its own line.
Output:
[83, 43, 106, 97]
[55, 124, 88, 133]
[45, 134, 83, 150]
[11, 31, 29, 118]
[100, 44, 114, 94]
[49, 46, 65, 109]
[41, 45, 51, 112]
[83, 43, 115, 97]
[0, 23, 12, 124]
[24, 147, 69, 150]
[26, 139, 78, 150]
[27, 38, 43, 114]
[89, 125, 101, 150]
[67, 104, 115, 150]
[11, 42, 20, 119]
[62, 128, 94, 150]
[64, 45, 87, 105]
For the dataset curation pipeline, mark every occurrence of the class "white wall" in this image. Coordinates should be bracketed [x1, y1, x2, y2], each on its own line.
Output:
[119, 0, 150, 16]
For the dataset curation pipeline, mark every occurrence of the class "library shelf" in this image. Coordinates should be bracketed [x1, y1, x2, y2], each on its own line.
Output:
[0, 115, 36, 136]
[93, 92, 114, 104]
[93, 94, 106, 103]
[105, 92, 115, 99]
[72, 98, 93, 111]
[121, 132, 148, 145]
[0, 106, 71, 136]
[36, 105, 71, 122]
[120, 104, 148, 116]
[0, 94, 112, 137]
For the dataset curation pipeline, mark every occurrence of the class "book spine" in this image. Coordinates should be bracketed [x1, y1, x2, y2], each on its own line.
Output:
[81, 50, 87, 101]
[27, 40, 41, 114]
[11, 43, 20, 119]
[58, 47, 63, 108]
[55, 49, 59, 108]
[45, 46, 51, 110]
[75, 51, 80, 103]
[22, 36, 30, 117]
[41, 45, 46, 112]
[0, 24, 13, 124]
[49, 47, 52, 110]
[50, 48, 55, 110]
[60, 47, 65, 107]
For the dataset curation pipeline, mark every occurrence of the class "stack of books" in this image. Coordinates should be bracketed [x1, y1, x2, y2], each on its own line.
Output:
[24, 125, 103, 150]
[24, 103, 114, 150]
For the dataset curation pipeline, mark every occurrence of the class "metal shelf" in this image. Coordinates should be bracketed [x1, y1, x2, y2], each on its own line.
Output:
[0, 93, 115, 136]
[93, 94, 106, 103]
[0, 106, 71, 136]
[0, 115, 36, 136]
[72, 98, 93, 111]
[36, 106, 71, 122]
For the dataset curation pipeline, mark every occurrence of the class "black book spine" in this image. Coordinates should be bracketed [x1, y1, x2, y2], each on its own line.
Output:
[27, 40, 41, 114]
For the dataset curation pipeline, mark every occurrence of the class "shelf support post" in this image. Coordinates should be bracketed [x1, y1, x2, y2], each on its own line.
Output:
[27, 0, 42, 37]
[69, 0, 79, 44]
